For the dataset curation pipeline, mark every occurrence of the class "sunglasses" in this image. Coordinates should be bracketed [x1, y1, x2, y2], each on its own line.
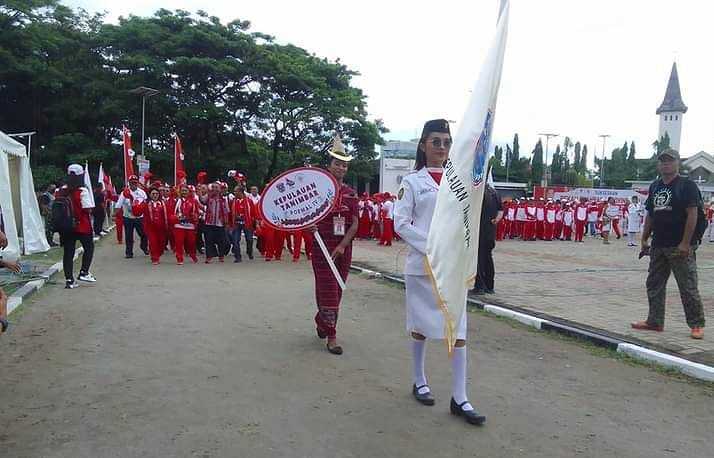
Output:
[429, 138, 452, 149]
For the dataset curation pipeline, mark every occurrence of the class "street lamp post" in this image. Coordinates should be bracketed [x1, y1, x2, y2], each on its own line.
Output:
[538, 132, 559, 188]
[129, 86, 159, 157]
[598, 134, 611, 187]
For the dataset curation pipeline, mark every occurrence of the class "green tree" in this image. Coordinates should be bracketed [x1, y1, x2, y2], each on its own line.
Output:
[531, 139, 544, 185]
[581, 144, 588, 173]
[573, 141, 582, 173]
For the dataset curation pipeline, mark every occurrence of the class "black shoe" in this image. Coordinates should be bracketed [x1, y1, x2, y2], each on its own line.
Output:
[485, 289, 495, 294]
[142, 249, 149, 256]
[469, 288, 486, 295]
[412, 384, 435, 406]
[326, 342, 343, 355]
[234, 258, 242, 263]
[248, 253, 254, 260]
[125, 254, 133, 259]
[65, 279, 78, 289]
[0, 317, 10, 333]
[450, 398, 486, 426]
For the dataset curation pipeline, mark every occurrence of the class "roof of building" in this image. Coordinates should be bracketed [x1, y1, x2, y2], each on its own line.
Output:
[656, 62, 688, 114]
[683, 151, 714, 173]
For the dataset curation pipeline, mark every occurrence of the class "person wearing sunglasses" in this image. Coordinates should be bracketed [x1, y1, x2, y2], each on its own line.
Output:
[394, 119, 486, 426]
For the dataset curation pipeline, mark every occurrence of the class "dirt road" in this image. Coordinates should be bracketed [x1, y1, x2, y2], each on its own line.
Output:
[0, 241, 712, 457]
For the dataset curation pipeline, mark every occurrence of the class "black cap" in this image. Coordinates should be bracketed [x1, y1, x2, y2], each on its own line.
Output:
[657, 148, 680, 160]
[420, 119, 451, 138]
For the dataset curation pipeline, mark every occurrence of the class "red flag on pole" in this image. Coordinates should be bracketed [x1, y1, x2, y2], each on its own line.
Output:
[122, 125, 136, 184]
[174, 133, 186, 186]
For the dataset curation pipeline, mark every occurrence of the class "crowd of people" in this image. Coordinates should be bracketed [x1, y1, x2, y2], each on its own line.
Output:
[496, 195, 647, 245]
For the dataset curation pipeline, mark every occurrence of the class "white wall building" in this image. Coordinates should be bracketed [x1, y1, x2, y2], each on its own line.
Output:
[379, 140, 418, 195]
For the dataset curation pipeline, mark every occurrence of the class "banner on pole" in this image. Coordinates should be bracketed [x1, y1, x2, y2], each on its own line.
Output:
[425, 1, 510, 353]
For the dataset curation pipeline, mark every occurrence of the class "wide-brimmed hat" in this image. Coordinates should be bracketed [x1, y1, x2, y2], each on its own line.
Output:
[328, 135, 353, 162]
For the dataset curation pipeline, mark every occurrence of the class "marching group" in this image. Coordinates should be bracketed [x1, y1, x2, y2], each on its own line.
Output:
[498, 195, 647, 246]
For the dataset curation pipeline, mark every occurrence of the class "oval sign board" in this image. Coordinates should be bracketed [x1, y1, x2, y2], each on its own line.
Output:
[259, 167, 338, 231]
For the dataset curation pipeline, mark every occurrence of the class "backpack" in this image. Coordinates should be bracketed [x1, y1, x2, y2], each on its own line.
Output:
[51, 194, 76, 234]
[651, 177, 708, 244]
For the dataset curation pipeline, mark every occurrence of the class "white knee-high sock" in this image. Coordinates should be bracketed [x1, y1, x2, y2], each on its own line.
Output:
[412, 339, 428, 393]
[451, 346, 473, 411]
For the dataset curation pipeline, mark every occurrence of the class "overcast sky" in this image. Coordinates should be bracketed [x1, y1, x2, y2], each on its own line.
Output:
[66, 0, 714, 167]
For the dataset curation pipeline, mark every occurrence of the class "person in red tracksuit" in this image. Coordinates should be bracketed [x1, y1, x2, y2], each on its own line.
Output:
[523, 198, 537, 241]
[574, 198, 588, 242]
[562, 202, 574, 241]
[133, 187, 169, 265]
[535, 198, 545, 240]
[379, 193, 394, 246]
[554, 201, 564, 240]
[171, 185, 200, 265]
[293, 229, 314, 262]
[357, 193, 373, 239]
[543, 200, 556, 241]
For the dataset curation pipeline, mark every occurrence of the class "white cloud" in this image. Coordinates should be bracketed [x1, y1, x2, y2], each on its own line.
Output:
[65, 0, 714, 168]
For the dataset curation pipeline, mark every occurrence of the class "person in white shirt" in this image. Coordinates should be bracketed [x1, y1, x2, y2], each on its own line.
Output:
[114, 175, 148, 258]
[601, 197, 620, 245]
[248, 186, 261, 205]
[394, 119, 486, 426]
[626, 195, 644, 247]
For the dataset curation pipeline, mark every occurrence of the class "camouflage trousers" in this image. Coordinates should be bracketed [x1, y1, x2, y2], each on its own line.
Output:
[646, 245, 705, 328]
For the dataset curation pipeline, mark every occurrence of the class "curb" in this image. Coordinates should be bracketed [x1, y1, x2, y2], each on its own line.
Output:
[6, 226, 115, 316]
[350, 263, 714, 383]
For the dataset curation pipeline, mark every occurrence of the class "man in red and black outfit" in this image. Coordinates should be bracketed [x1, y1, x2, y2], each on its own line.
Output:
[60, 164, 97, 289]
[230, 185, 256, 262]
[203, 182, 231, 263]
[310, 136, 359, 355]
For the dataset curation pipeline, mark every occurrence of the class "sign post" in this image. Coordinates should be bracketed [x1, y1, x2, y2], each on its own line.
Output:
[259, 167, 346, 290]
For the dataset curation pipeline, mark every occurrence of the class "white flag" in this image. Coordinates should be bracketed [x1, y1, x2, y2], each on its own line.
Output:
[425, 1, 510, 353]
[83, 161, 96, 208]
[98, 163, 106, 191]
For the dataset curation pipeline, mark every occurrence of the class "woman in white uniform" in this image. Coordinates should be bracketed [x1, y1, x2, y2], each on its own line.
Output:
[626, 195, 644, 246]
[394, 119, 486, 426]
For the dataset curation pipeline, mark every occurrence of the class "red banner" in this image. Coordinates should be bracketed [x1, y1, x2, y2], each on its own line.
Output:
[122, 125, 136, 184]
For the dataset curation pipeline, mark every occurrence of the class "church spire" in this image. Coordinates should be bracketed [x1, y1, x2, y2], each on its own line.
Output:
[656, 62, 687, 114]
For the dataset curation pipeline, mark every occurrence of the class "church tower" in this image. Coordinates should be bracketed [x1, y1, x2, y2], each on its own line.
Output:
[656, 62, 687, 152]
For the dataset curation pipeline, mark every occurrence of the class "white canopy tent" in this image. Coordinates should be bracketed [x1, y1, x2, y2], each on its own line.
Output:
[0, 130, 50, 260]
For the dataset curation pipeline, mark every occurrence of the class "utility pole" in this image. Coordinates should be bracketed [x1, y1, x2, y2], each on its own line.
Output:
[598, 134, 611, 187]
[538, 133, 559, 187]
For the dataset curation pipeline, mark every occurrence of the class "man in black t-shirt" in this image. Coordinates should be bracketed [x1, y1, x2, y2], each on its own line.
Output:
[473, 184, 503, 294]
[632, 148, 705, 339]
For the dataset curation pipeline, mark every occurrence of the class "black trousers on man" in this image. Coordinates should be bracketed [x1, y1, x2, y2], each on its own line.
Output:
[123, 217, 147, 257]
[62, 233, 94, 281]
[93, 211, 106, 236]
[204, 225, 228, 259]
[475, 238, 496, 292]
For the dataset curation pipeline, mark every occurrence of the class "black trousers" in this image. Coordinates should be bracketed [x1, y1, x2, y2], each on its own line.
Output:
[93, 211, 106, 236]
[204, 225, 228, 258]
[62, 233, 94, 281]
[124, 217, 147, 257]
[475, 238, 496, 291]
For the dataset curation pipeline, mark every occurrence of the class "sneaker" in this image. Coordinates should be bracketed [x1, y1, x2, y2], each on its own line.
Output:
[78, 272, 97, 283]
[691, 327, 704, 339]
[631, 320, 663, 332]
[234, 258, 242, 263]
[205, 258, 213, 264]
[65, 279, 78, 289]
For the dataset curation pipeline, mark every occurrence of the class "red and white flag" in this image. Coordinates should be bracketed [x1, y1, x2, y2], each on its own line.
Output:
[122, 125, 136, 184]
[174, 133, 186, 186]
[98, 163, 115, 195]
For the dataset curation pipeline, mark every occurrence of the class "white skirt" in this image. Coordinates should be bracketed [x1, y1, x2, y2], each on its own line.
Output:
[405, 274, 467, 340]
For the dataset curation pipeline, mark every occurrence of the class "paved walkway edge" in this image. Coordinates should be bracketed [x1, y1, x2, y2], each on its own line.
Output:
[7, 227, 116, 316]
[349, 263, 714, 383]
